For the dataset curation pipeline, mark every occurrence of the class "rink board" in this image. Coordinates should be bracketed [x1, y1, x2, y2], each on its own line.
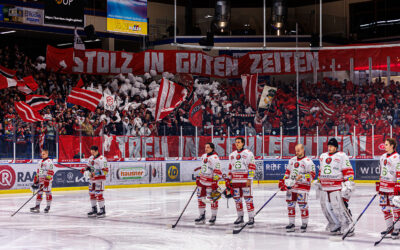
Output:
[0, 159, 380, 191]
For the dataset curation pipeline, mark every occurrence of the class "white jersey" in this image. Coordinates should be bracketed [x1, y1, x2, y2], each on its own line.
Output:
[285, 156, 316, 193]
[228, 148, 256, 184]
[35, 158, 55, 183]
[319, 151, 354, 191]
[199, 152, 222, 186]
[379, 152, 400, 193]
[87, 154, 108, 181]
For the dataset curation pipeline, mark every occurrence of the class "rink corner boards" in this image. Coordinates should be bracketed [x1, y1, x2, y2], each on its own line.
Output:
[0, 180, 376, 194]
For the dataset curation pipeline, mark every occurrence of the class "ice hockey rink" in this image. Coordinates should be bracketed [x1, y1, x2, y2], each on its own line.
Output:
[0, 183, 397, 250]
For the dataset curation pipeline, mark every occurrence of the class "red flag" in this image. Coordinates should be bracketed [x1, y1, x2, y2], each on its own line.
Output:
[15, 101, 44, 123]
[0, 75, 19, 89]
[298, 101, 311, 114]
[26, 95, 55, 110]
[67, 87, 102, 112]
[155, 78, 187, 121]
[76, 78, 84, 88]
[241, 74, 259, 110]
[0, 65, 16, 78]
[17, 76, 39, 94]
[189, 99, 203, 127]
[317, 99, 335, 116]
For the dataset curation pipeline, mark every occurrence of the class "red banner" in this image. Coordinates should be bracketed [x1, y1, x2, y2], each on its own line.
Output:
[46, 45, 400, 78]
[58, 135, 390, 161]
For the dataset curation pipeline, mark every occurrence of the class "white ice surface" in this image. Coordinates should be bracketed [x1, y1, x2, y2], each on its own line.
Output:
[0, 184, 398, 250]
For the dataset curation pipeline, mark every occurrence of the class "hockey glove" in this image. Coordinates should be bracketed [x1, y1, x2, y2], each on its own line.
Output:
[341, 180, 355, 200]
[284, 178, 296, 189]
[211, 181, 218, 191]
[375, 181, 380, 193]
[44, 179, 50, 188]
[30, 183, 39, 192]
[278, 179, 287, 191]
[395, 183, 400, 196]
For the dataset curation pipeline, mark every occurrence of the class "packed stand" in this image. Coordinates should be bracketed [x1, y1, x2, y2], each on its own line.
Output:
[1, 44, 400, 159]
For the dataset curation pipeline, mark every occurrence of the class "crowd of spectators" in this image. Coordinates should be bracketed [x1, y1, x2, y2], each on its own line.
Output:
[1, 43, 400, 158]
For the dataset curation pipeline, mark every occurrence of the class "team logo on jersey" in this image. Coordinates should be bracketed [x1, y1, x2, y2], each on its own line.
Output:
[326, 158, 332, 164]
[204, 158, 208, 164]
[90, 160, 94, 166]
[294, 162, 300, 168]
[236, 154, 241, 160]
[384, 159, 387, 166]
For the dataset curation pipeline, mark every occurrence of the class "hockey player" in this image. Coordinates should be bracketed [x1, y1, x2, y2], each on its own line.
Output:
[227, 137, 256, 227]
[81, 146, 108, 218]
[376, 138, 400, 239]
[318, 138, 355, 235]
[195, 142, 222, 225]
[279, 144, 316, 232]
[30, 149, 54, 213]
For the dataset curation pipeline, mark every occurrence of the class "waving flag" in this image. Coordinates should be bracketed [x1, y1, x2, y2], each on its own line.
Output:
[0, 66, 38, 94]
[0, 75, 19, 90]
[26, 95, 55, 110]
[258, 85, 277, 109]
[17, 76, 39, 94]
[0, 65, 16, 78]
[189, 99, 203, 127]
[155, 78, 187, 121]
[15, 102, 44, 123]
[241, 74, 259, 110]
[317, 99, 335, 116]
[67, 87, 102, 112]
[298, 101, 311, 114]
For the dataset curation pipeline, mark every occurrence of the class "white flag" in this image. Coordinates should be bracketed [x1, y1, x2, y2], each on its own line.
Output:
[104, 94, 117, 111]
[258, 85, 277, 109]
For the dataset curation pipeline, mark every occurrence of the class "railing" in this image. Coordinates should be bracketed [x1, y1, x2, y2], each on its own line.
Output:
[1, 123, 396, 161]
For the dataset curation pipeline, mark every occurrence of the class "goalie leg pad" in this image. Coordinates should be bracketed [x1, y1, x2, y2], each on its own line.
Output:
[329, 191, 353, 231]
[393, 207, 400, 230]
[320, 190, 340, 230]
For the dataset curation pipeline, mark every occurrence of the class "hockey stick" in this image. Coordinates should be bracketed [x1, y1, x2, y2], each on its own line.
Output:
[233, 190, 279, 234]
[11, 187, 43, 217]
[342, 193, 377, 240]
[374, 216, 400, 246]
[170, 186, 198, 228]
